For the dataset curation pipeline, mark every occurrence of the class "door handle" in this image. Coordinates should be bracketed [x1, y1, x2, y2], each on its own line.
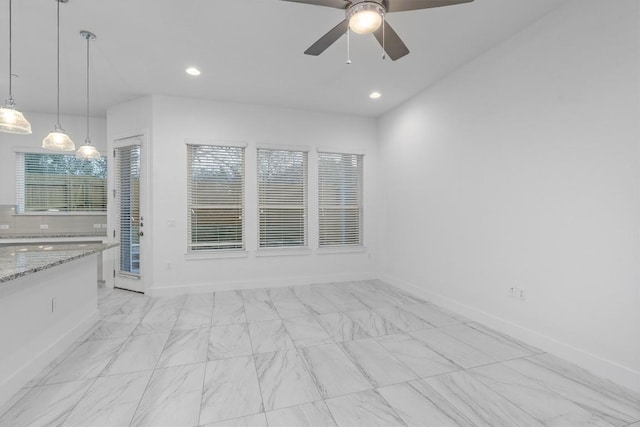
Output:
[139, 231, 144, 237]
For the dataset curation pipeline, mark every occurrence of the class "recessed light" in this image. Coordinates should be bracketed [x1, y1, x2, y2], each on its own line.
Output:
[369, 91, 382, 99]
[185, 67, 201, 76]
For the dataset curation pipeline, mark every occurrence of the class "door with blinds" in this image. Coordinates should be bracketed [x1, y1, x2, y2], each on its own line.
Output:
[114, 137, 144, 293]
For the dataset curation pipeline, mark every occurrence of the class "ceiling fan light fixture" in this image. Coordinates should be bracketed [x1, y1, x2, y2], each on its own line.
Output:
[348, 2, 384, 35]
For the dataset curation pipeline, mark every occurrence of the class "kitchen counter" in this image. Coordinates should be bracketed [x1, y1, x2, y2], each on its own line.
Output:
[0, 242, 117, 404]
[0, 243, 117, 284]
[0, 233, 107, 239]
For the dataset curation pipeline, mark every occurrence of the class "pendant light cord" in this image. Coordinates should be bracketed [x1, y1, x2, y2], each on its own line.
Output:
[8, 0, 12, 99]
[85, 34, 90, 142]
[56, 0, 60, 127]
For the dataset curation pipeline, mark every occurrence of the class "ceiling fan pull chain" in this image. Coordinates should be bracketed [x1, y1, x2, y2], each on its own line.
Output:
[346, 27, 352, 64]
[382, 14, 386, 60]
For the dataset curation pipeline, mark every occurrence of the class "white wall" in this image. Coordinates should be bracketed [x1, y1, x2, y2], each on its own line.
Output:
[108, 96, 379, 295]
[378, 0, 640, 392]
[0, 111, 106, 204]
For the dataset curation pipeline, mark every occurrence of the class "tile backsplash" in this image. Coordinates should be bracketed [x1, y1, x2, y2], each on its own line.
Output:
[0, 205, 107, 238]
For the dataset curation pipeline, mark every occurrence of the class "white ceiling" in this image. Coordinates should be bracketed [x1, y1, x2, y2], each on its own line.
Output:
[2, 0, 567, 118]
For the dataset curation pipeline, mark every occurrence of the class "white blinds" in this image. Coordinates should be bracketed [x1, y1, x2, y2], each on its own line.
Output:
[114, 145, 141, 275]
[257, 148, 308, 248]
[187, 144, 245, 251]
[318, 152, 363, 247]
[15, 152, 107, 213]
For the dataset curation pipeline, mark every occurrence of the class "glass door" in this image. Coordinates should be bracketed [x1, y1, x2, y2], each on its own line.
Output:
[114, 137, 144, 292]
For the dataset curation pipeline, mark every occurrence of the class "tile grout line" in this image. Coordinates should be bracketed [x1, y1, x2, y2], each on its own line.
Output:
[464, 360, 576, 426]
[127, 295, 188, 427]
[60, 288, 138, 425]
[241, 289, 268, 419]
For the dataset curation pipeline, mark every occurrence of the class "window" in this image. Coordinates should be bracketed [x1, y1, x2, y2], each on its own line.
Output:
[16, 152, 107, 213]
[257, 148, 308, 248]
[187, 144, 245, 251]
[318, 152, 363, 247]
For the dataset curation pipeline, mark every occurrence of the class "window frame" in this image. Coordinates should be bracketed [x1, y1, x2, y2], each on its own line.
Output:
[317, 150, 364, 248]
[256, 146, 309, 250]
[186, 141, 247, 253]
[15, 149, 108, 215]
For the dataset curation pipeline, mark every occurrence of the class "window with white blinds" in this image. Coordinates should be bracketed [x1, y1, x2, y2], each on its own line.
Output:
[187, 144, 245, 251]
[257, 148, 308, 248]
[318, 152, 363, 247]
[15, 152, 107, 213]
[114, 144, 141, 275]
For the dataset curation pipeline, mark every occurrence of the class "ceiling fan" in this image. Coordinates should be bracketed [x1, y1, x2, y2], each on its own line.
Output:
[282, 0, 474, 61]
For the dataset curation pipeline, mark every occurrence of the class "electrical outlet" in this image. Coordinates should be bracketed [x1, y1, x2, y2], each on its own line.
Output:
[93, 223, 102, 229]
[509, 286, 527, 301]
[40, 224, 49, 229]
[518, 288, 527, 301]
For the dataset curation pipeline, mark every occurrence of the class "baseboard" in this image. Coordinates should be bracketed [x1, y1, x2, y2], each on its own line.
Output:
[0, 308, 99, 406]
[381, 273, 640, 394]
[148, 271, 378, 297]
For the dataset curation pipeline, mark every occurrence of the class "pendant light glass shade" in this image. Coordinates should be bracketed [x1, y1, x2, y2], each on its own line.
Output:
[1, 0, 32, 134]
[76, 31, 98, 160]
[44, 0, 74, 151]
[43, 124, 75, 151]
[0, 101, 32, 134]
[76, 141, 100, 159]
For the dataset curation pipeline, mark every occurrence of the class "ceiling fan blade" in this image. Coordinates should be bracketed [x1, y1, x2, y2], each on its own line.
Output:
[305, 20, 349, 56]
[373, 21, 409, 61]
[385, 0, 473, 13]
[281, 0, 350, 9]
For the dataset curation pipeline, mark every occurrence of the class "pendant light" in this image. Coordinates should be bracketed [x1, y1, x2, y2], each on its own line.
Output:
[0, 0, 32, 134]
[76, 31, 99, 160]
[43, 0, 74, 151]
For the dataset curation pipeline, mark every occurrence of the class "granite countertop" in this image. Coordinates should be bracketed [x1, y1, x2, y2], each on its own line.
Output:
[0, 233, 107, 239]
[0, 243, 118, 284]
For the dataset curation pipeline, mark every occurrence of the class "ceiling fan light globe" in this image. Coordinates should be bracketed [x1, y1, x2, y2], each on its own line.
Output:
[348, 3, 384, 34]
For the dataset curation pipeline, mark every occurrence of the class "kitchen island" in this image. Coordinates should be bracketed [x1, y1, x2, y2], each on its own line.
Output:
[0, 243, 117, 405]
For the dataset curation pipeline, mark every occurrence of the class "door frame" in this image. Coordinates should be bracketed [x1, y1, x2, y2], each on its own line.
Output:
[109, 131, 149, 293]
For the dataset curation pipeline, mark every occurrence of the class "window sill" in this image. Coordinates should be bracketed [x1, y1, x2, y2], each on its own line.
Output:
[184, 250, 249, 260]
[255, 247, 312, 257]
[316, 245, 367, 255]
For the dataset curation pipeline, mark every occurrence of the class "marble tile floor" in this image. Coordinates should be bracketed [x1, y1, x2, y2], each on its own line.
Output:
[1, 280, 639, 427]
